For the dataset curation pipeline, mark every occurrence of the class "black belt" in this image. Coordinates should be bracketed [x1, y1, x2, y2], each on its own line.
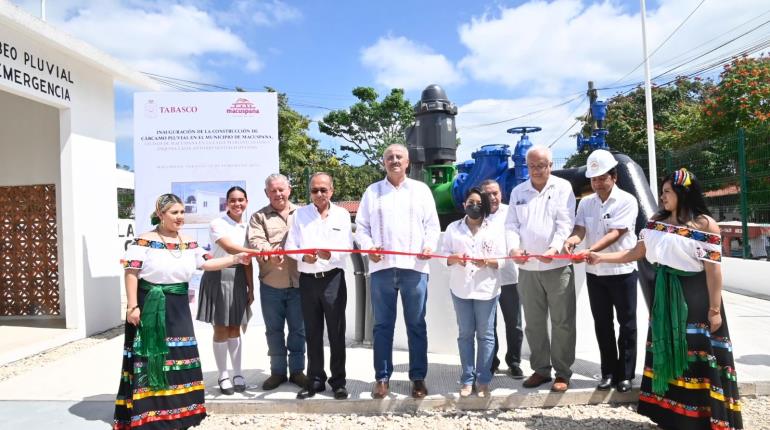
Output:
[301, 268, 342, 279]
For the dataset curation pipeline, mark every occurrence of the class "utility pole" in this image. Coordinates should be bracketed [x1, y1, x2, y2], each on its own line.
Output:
[640, 0, 658, 200]
[587, 81, 597, 126]
[40, 0, 46, 21]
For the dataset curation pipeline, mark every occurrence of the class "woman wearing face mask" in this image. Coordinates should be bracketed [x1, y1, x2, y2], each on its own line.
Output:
[440, 187, 505, 398]
[114, 194, 250, 430]
[196, 186, 255, 395]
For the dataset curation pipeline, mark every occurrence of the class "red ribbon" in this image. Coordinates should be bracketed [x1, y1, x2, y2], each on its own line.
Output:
[247, 248, 584, 263]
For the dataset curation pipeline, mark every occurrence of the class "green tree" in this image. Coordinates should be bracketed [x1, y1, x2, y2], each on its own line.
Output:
[327, 162, 382, 201]
[318, 87, 414, 166]
[566, 77, 714, 169]
[271, 88, 381, 203]
[703, 56, 770, 132]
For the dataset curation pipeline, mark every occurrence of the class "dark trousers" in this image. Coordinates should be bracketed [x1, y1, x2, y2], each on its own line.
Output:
[492, 283, 523, 369]
[586, 271, 638, 382]
[299, 268, 347, 389]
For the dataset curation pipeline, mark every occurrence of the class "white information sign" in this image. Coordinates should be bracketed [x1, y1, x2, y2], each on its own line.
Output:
[133, 91, 278, 249]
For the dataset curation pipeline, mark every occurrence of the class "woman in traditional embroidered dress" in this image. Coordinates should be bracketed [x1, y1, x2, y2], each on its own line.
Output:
[195, 186, 254, 395]
[589, 169, 742, 430]
[440, 188, 505, 398]
[114, 194, 250, 430]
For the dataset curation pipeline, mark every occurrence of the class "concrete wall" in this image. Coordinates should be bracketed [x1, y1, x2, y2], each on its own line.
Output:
[0, 91, 60, 186]
[722, 257, 770, 299]
[341, 250, 767, 356]
[0, 19, 121, 335]
[342, 234, 587, 356]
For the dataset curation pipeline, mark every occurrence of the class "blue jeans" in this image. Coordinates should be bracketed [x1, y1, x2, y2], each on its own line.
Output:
[451, 292, 498, 385]
[260, 283, 306, 375]
[370, 268, 428, 381]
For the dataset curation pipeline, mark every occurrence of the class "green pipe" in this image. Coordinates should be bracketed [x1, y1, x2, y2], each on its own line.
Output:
[424, 165, 458, 215]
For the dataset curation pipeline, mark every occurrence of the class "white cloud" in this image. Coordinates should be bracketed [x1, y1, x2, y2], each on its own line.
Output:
[361, 36, 463, 91]
[456, 96, 587, 164]
[12, 1, 261, 82]
[457, 0, 770, 93]
[250, 0, 302, 26]
[115, 110, 133, 141]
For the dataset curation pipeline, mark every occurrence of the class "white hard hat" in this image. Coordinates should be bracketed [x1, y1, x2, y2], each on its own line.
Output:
[585, 150, 618, 178]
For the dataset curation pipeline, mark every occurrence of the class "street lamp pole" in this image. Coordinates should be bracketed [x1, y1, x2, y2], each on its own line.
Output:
[640, 0, 658, 200]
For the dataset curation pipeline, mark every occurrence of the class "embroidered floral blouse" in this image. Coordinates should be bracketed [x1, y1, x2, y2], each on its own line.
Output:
[639, 221, 722, 272]
[122, 238, 212, 284]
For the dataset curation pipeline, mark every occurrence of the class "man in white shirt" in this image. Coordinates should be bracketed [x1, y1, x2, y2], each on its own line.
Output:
[479, 179, 524, 379]
[565, 150, 639, 393]
[355, 144, 441, 399]
[285, 172, 353, 400]
[505, 145, 577, 393]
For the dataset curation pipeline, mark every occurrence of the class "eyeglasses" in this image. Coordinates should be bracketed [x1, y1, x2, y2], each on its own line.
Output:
[526, 163, 551, 171]
[310, 188, 329, 194]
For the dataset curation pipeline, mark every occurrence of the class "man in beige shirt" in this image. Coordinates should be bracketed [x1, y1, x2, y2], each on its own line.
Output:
[247, 173, 307, 390]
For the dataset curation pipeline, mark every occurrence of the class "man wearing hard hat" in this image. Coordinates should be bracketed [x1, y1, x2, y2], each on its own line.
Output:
[565, 149, 639, 393]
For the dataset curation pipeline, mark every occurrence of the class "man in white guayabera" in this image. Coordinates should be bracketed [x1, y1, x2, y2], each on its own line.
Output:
[355, 144, 440, 400]
[505, 145, 577, 393]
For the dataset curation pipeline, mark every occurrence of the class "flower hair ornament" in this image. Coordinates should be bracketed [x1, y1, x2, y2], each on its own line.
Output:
[673, 168, 692, 188]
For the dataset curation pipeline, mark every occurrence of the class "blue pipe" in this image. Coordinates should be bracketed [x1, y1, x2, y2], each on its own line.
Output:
[451, 144, 510, 209]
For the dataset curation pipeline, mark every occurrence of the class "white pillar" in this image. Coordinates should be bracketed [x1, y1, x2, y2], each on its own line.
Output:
[640, 0, 658, 200]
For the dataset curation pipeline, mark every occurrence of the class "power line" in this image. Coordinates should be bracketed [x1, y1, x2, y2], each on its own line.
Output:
[547, 96, 589, 148]
[606, 0, 708, 89]
[454, 90, 585, 115]
[650, 18, 770, 82]
[601, 16, 770, 92]
[648, 8, 770, 75]
[142, 71, 356, 103]
[143, 72, 234, 91]
[460, 93, 584, 130]
[607, 33, 770, 101]
[461, 13, 770, 132]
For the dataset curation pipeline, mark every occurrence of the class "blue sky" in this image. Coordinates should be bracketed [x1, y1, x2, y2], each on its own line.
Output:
[11, 0, 770, 167]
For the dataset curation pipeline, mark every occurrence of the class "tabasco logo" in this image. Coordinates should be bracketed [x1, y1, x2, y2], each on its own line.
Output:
[226, 98, 260, 115]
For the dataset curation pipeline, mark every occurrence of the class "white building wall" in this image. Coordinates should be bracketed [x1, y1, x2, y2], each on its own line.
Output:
[0, 91, 59, 186]
[0, 14, 122, 335]
[196, 191, 221, 216]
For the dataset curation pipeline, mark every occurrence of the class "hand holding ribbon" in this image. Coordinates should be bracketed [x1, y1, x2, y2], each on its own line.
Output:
[246, 247, 581, 262]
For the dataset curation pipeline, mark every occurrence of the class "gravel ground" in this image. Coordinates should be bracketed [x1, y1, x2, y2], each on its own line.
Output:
[2, 326, 768, 429]
[199, 396, 770, 429]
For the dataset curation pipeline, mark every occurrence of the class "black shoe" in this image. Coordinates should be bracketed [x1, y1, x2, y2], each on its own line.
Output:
[298, 380, 326, 399]
[412, 380, 428, 398]
[232, 375, 246, 393]
[261, 374, 288, 391]
[616, 380, 633, 393]
[296, 387, 316, 399]
[289, 371, 309, 388]
[333, 386, 349, 400]
[491, 357, 501, 374]
[509, 365, 524, 379]
[597, 376, 613, 391]
[218, 378, 235, 395]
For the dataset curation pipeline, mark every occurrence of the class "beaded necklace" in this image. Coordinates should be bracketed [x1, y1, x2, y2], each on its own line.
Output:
[155, 227, 186, 258]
